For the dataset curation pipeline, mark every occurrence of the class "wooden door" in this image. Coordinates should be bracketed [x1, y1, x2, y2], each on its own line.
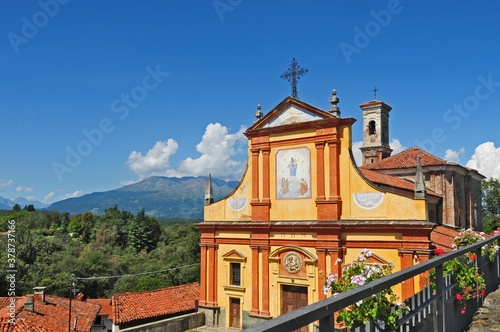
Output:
[282, 285, 308, 332]
[230, 297, 241, 328]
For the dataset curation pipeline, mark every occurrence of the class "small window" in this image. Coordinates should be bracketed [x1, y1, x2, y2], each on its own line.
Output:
[231, 263, 241, 286]
[369, 121, 376, 135]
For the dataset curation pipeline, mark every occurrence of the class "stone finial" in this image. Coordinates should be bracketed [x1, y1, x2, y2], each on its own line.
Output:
[254, 104, 263, 122]
[414, 155, 427, 199]
[205, 173, 214, 206]
[329, 89, 341, 117]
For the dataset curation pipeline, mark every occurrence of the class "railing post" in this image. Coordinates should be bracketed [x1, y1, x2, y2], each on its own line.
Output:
[435, 264, 444, 332]
[319, 313, 335, 332]
[476, 247, 483, 277]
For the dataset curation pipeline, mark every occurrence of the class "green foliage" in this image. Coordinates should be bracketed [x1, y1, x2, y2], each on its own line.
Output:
[0, 206, 200, 299]
[323, 249, 407, 330]
[13, 203, 21, 211]
[482, 178, 500, 234]
[68, 217, 82, 236]
[80, 211, 95, 243]
[429, 229, 493, 314]
[23, 204, 36, 212]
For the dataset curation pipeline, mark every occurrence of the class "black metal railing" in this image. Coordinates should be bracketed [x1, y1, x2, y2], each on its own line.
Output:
[242, 233, 500, 332]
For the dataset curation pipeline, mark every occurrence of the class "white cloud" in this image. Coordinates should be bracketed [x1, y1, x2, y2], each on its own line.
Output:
[390, 138, 407, 155]
[165, 123, 247, 180]
[16, 186, 34, 192]
[125, 123, 247, 181]
[444, 148, 465, 163]
[352, 141, 363, 166]
[0, 179, 13, 190]
[466, 142, 500, 179]
[120, 180, 138, 186]
[60, 190, 83, 200]
[43, 192, 55, 203]
[351, 138, 406, 166]
[126, 139, 179, 179]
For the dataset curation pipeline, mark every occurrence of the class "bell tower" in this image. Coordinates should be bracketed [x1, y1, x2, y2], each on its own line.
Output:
[359, 100, 392, 166]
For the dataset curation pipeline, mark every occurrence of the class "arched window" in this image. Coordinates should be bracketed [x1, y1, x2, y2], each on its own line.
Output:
[369, 121, 376, 135]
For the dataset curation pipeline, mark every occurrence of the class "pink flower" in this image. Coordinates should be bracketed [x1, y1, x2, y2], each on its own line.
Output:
[466, 287, 470, 293]
[351, 275, 367, 286]
[456, 294, 463, 300]
[481, 290, 486, 296]
[461, 307, 466, 314]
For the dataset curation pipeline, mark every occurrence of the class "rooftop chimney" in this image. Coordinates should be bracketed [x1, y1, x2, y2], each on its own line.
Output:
[33, 286, 46, 303]
[24, 295, 35, 312]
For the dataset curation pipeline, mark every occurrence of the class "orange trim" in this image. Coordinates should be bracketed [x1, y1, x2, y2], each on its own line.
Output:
[262, 147, 270, 203]
[199, 245, 207, 305]
[317, 248, 327, 300]
[250, 246, 260, 315]
[261, 246, 270, 316]
[251, 149, 260, 203]
[206, 245, 215, 306]
[315, 142, 326, 201]
[400, 253, 414, 300]
[214, 245, 218, 306]
[251, 202, 271, 221]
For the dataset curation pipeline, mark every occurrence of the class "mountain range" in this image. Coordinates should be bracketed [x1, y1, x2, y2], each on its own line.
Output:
[46, 176, 239, 219]
[0, 196, 48, 210]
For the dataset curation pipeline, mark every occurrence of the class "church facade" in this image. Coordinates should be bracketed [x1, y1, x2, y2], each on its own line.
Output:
[197, 93, 483, 330]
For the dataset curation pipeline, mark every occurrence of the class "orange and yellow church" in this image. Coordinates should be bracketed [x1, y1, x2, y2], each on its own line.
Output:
[196, 92, 482, 330]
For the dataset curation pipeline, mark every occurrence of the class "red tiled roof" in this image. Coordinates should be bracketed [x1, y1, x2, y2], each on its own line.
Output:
[360, 168, 441, 198]
[110, 282, 200, 325]
[431, 226, 460, 252]
[86, 299, 112, 316]
[359, 100, 382, 107]
[364, 146, 457, 170]
[0, 295, 100, 332]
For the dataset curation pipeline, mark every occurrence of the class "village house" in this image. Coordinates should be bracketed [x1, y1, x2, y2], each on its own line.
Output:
[109, 282, 203, 332]
[0, 287, 100, 332]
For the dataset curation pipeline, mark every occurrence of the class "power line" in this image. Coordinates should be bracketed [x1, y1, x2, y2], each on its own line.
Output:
[74, 263, 200, 280]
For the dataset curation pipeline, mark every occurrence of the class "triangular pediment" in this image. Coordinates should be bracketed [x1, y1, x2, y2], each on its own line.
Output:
[222, 249, 247, 260]
[249, 97, 334, 131]
[263, 105, 325, 128]
[368, 253, 394, 267]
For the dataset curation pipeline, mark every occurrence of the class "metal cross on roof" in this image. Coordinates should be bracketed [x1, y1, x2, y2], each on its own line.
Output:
[372, 86, 379, 100]
[281, 58, 308, 99]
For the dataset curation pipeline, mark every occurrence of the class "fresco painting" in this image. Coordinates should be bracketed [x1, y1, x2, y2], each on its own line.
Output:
[276, 147, 311, 199]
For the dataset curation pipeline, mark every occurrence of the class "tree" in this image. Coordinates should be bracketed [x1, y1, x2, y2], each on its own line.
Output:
[12, 203, 21, 211]
[23, 204, 35, 212]
[68, 218, 82, 236]
[80, 212, 95, 243]
[482, 178, 500, 234]
[128, 209, 162, 252]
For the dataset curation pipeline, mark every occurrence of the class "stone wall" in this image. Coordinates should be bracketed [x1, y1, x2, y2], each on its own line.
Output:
[115, 312, 205, 332]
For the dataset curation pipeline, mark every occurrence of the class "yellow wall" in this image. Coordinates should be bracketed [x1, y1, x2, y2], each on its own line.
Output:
[205, 123, 427, 223]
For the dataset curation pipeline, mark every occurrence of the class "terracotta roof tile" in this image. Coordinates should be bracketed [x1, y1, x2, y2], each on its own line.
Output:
[86, 299, 112, 316]
[359, 100, 382, 107]
[360, 168, 441, 198]
[0, 295, 100, 332]
[110, 282, 199, 325]
[364, 146, 457, 170]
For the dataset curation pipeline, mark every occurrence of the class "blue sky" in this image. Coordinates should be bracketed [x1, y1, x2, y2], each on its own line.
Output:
[1, 1, 500, 204]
